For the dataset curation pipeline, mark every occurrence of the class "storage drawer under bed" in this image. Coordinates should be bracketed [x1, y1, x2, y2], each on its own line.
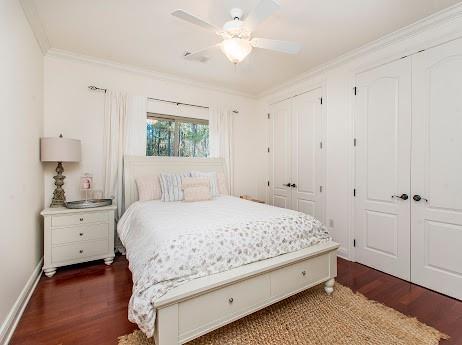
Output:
[269, 253, 331, 298]
[178, 273, 270, 335]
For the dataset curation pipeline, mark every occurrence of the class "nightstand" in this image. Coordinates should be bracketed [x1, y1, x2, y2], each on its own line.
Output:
[240, 195, 265, 204]
[41, 205, 116, 277]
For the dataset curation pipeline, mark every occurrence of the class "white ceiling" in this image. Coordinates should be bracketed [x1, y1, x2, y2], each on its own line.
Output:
[32, 0, 461, 95]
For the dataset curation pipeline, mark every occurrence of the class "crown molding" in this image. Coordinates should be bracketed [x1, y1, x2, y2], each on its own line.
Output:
[21, 0, 254, 98]
[257, 2, 462, 98]
[19, 0, 50, 54]
[46, 49, 257, 99]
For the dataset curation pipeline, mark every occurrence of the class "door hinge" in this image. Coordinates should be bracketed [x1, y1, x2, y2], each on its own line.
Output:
[353, 188, 356, 197]
[354, 138, 357, 146]
[320, 186, 323, 193]
[267, 147, 270, 153]
[320, 97, 323, 105]
[267, 113, 271, 119]
[320, 141, 323, 149]
[353, 239, 356, 247]
[267, 181, 270, 187]
[353, 86, 357, 95]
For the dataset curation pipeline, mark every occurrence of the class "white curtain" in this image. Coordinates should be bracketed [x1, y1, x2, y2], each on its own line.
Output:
[103, 91, 147, 218]
[209, 106, 234, 194]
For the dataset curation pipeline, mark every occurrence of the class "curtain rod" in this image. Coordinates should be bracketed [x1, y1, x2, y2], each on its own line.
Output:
[88, 85, 239, 113]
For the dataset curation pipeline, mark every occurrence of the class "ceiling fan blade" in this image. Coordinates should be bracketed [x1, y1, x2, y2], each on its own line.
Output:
[244, 0, 280, 32]
[251, 38, 301, 54]
[183, 44, 221, 61]
[171, 9, 220, 32]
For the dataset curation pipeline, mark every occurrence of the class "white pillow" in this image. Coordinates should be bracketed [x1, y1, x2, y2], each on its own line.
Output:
[190, 171, 219, 197]
[136, 176, 161, 201]
[159, 172, 190, 202]
[217, 172, 229, 195]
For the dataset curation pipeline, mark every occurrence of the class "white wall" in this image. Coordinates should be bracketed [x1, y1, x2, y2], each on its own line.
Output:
[43, 53, 266, 206]
[259, 6, 462, 259]
[0, 0, 44, 340]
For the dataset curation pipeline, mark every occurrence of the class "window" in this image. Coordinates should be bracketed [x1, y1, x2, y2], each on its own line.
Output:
[146, 113, 209, 157]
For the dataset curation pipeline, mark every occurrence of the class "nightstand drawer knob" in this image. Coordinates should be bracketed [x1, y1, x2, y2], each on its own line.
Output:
[79, 250, 83, 254]
[301, 270, 306, 276]
[79, 233, 84, 236]
[228, 297, 234, 304]
[79, 218, 84, 222]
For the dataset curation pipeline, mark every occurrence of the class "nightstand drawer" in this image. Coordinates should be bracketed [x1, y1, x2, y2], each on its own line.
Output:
[52, 212, 108, 227]
[52, 239, 109, 263]
[52, 223, 109, 245]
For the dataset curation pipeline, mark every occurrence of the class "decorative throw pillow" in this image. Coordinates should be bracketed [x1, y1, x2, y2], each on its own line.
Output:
[182, 177, 212, 202]
[182, 177, 210, 188]
[159, 172, 190, 202]
[190, 171, 219, 197]
[135, 176, 161, 201]
[217, 172, 229, 195]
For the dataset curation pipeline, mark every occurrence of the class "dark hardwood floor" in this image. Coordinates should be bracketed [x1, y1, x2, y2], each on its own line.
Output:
[10, 256, 462, 345]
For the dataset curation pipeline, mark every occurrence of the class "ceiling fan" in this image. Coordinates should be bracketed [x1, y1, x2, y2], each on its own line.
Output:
[171, 0, 302, 64]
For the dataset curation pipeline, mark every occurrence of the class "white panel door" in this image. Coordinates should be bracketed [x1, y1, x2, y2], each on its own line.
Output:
[411, 39, 462, 300]
[291, 88, 323, 220]
[269, 99, 292, 208]
[355, 58, 412, 280]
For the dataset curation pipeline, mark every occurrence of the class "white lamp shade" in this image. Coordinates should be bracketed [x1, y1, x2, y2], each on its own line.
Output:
[40, 137, 81, 162]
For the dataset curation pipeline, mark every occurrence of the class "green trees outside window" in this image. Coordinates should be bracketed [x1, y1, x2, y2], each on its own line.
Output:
[146, 114, 209, 157]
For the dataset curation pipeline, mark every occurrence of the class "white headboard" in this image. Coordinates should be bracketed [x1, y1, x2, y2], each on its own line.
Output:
[123, 155, 227, 210]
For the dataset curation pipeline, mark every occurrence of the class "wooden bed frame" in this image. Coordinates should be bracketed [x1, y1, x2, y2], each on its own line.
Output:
[123, 156, 339, 345]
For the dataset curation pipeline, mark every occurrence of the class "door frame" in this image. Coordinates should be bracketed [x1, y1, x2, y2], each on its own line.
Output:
[266, 82, 327, 225]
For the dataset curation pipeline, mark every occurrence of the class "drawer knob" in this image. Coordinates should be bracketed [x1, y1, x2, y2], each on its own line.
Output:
[79, 233, 84, 236]
[79, 250, 83, 254]
[301, 270, 306, 276]
[80, 218, 84, 222]
[228, 297, 234, 304]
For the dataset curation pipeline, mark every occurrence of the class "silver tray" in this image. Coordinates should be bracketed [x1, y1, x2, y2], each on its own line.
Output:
[65, 199, 112, 209]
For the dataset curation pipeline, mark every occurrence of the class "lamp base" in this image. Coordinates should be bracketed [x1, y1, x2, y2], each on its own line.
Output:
[50, 162, 66, 208]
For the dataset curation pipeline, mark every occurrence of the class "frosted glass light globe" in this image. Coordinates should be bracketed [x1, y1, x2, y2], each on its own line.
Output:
[221, 38, 253, 64]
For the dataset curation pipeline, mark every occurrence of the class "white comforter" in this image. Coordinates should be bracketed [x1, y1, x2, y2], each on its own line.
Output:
[118, 196, 330, 337]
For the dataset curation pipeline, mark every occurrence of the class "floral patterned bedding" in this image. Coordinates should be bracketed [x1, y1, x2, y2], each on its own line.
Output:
[118, 196, 331, 337]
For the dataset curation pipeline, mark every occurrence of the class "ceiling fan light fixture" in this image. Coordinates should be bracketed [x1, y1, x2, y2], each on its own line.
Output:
[221, 38, 252, 64]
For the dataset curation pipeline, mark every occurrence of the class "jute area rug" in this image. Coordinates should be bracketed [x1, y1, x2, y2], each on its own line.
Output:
[118, 283, 448, 345]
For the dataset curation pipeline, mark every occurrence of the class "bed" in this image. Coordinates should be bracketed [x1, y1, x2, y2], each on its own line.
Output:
[120, 156, 339, 345]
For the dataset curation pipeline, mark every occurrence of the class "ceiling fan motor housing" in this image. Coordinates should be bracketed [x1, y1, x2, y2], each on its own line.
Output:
[230, 8, 243, 20]
[223, 8, 249, 38]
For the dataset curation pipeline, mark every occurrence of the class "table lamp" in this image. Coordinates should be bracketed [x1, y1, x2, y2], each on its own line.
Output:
[40, 134, 81, 207]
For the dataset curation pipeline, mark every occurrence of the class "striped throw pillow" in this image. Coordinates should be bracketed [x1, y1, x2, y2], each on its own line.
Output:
[159, 172, 190, 202]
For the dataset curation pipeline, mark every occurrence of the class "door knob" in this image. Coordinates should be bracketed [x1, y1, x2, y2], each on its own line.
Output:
[291, 183, 296, 188]
[413, 195, 428, 202]
[392, 194, 408, 200]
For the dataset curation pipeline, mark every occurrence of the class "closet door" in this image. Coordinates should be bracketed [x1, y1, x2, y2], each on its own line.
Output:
[411, 39, 462, 300]
[354, 58, 412, 280]
[291, 88, 323, 220]
[269, 99, 292, 208]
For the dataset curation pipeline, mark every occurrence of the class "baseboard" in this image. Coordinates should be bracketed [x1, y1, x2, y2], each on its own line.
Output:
[337, 247, 349, 261]
[0, 257, 43, 345]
